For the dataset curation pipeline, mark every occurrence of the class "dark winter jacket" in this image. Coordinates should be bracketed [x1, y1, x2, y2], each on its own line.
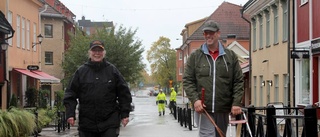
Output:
[63, 59, 132, 132]
[183, 42, 244, 113]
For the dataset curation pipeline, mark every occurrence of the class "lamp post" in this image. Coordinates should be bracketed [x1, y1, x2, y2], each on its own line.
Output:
[1, 41, 9, 108]
[32, 34, 43, 48]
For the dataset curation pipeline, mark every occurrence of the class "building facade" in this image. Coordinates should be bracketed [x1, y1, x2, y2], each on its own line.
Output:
[295, 0, 320, 117]
[0, 0, 75, 109]
[243, 0, 292, 107]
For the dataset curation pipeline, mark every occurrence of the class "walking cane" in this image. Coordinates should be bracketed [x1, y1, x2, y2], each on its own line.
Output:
[201, 88, 225, 137]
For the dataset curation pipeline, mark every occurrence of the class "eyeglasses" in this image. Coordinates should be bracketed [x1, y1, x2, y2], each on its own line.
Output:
[203, 31, 217, 35]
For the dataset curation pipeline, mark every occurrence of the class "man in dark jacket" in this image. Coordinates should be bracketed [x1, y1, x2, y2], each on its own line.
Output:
[183, 20, 244, 137]
[63, 40, 132, 137]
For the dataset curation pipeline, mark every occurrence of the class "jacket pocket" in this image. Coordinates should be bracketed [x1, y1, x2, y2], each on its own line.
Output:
[196, 63, 210, 76]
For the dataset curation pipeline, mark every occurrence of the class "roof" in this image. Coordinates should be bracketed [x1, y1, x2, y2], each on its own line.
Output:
[40, 1, 75, 23]
[187, 2, 250, 41]
[78, 16, 113, 28]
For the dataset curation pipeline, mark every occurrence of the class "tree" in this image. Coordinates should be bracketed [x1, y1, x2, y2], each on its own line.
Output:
[146, 36, 176, 90]
[62, 25, 145, 86]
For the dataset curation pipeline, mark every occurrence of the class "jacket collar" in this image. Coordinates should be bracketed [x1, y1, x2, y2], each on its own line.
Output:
[201, 41, 226, 56]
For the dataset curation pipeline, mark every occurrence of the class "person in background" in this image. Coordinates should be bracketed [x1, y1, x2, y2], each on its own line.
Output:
[183, 20, 244, 137]
[63, 40, 132, 137]
[169, 87, 177, 114]
[156, 89, 167, 116]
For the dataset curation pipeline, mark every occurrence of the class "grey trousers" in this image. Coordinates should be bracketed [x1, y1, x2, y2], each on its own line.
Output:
[198, 112, 229, 137]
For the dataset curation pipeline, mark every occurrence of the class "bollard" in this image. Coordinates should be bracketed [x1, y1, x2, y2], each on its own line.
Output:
[183, 108, 187, 128]
[177, 107, 180, 122]
[247, 105, 255, 136]
[187, 108, 192, 130]
[266, 105, 277, 137]
[304, 105, 317, 137]
[179, 107, 183, 126]
[173, 104, 177, 120]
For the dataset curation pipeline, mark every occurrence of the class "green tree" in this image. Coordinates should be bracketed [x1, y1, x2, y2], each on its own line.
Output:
[146, 36, 176, 90]
[62, 25, 145, 86]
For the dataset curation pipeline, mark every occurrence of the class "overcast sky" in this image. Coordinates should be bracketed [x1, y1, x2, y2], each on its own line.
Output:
[59, 0, 249, 72]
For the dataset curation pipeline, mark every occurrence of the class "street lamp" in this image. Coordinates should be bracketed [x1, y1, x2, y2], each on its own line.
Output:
[32, 34, 43, 48]
[1, 40, 8, 50]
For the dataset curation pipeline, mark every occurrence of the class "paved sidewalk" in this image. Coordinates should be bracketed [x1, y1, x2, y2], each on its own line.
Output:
[34, 126, 78, 137]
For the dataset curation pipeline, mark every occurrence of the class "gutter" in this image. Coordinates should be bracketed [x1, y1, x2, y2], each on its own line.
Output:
[38, 4, 48, 70]
[287, 0, 292, 108]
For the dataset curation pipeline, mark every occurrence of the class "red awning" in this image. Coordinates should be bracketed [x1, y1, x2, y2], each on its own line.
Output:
[14, 68, 60, 84]
[32, 70, 60, 83]
[241, 62, 249, 73]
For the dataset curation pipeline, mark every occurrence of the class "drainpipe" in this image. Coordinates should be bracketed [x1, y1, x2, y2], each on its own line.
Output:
[287, 0, 292, 108]
[38, 4, 48, 70]
[292, 0, 296, 108]
[240, 8, 251, 105]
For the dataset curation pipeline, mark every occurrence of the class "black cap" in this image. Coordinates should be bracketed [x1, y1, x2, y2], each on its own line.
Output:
[89, 40, 105, 50]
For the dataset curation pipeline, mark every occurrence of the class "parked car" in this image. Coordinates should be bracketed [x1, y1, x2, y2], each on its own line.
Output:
[153, 90, 159, 96]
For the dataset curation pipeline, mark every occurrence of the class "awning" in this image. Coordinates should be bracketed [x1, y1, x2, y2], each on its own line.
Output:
[32, 70, 60, 83]
[241, 62, 249, 73]
[14, 68, 60, 84]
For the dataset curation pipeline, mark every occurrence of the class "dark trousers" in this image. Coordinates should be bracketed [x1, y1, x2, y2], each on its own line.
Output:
[169, 101, 176, 112]
[79, 127, 120, 137]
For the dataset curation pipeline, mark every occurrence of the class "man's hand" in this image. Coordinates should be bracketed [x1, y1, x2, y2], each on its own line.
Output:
[121, 117, 129, 127]
[67, 117, 75, 126]
[194, 100, 206, 113]
[231, 106, 242, 115]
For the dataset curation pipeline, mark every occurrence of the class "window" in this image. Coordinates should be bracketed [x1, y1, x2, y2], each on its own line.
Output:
[253, 76, 257, 105]
[44, 24, 53, 38]
[259, 14, 263, 49]
[26, 20, 30, 50]
[265, 10, 270, 47]
[273, 5, 279, 44]
[252, 19, 257, 51]
[301, 0, 308, 5]
[297, 59, 310, 104]
[260, 76, 264, 106]
[274, 75, 279, 102]
[45, 52, 53, 65]
[282, 1, 288, 41]
[283, 74, 288, 106]
[179, 52, 182, 60]
[22, 17, 25, 49]
[7, 11, 13, 45]
[33, 23, 37, 51]
[17, 15, 20, 48]
[179, 67, 182, 75]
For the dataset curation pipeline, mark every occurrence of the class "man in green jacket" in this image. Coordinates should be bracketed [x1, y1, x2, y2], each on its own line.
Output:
[183, 20, 244, 137]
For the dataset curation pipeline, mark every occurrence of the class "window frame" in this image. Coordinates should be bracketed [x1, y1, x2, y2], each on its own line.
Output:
[44, 24, 53, 38]
[45, 51, 53, 65]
